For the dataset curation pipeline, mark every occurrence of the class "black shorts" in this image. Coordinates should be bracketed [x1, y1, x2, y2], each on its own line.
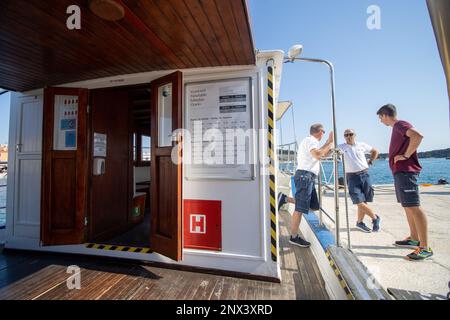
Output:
[293, 170, 319, 214]
[394, 172, 420, 208]
[346, 171, 374, 205]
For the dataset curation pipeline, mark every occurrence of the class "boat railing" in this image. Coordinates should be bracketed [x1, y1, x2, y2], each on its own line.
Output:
[0, 162, 7, 229]
[276, 145, 351, 249]
[278, 141, 298, 175]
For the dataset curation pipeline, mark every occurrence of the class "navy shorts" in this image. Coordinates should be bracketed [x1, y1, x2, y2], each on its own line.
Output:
[293, 170, 319, 214]
[394, 172, 420, 207]
[346, 171, 374, 205]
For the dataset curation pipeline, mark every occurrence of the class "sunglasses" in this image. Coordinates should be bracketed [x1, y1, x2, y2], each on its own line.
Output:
[344, 133, 354, 137]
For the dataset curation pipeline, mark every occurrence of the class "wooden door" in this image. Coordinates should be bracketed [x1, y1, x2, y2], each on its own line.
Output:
[41, 87, 88, 245]
[150, 71, 183, 261]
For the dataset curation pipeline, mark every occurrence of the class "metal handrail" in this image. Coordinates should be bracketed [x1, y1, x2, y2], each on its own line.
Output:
[0, 177, 6, 215]
[0, 184, 6, 210]
[278, 141, 298, 175]
[316, 151, 352, 250]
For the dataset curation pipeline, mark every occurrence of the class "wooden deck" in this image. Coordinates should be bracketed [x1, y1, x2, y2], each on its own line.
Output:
[0, 212, 328, 300]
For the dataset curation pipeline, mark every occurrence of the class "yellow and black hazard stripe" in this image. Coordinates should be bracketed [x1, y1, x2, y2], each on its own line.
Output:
[267, 62, 278, 262]
[326, 249, 355, 300]
[85, 243, 152, 254]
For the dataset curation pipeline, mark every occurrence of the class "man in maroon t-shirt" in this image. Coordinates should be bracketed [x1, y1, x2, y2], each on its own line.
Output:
[377, 104, 433, 261]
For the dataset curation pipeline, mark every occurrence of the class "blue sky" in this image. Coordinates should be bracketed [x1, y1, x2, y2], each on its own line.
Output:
[249, 0, 449, 152]
[0, 1, 448, 152]
[0, 93, 10, 145]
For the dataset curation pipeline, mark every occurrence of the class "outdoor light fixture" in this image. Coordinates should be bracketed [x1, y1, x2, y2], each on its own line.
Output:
[89, 0, 125, 21]
[287, 44, 304, 61]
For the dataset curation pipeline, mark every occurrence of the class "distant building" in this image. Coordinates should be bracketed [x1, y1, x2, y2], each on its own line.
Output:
[0, 144, 8, 162]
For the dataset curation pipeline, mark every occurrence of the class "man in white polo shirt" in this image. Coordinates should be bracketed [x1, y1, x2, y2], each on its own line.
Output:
[338, 129, 381, 233]
[278, 123, 334, 248]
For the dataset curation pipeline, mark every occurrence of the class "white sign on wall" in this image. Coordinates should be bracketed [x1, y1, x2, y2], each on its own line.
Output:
[93, 133, 107, 157]
[185, 78, 255, 180]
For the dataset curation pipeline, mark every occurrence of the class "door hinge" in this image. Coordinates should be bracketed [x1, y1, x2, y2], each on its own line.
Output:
[87, 105, 90, 114]
[84, 217, 88, 226]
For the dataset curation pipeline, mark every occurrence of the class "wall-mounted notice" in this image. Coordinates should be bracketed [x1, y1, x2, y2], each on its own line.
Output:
[93, 133, 107, 157]
[53, 95, 78, 151]
[185, 78, 254, 180]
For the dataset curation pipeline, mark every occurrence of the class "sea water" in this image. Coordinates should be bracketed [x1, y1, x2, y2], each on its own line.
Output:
[281, 158, 449, 184]
[313, 158, 449, 185]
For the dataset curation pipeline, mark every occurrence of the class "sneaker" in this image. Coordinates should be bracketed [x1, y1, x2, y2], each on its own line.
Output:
[406, 247, 433, 261]
[394, 237, 420, 249]
[372, 215, 382, 232]
[356, 221, 372, 233]
[289, 235, 311, 248]
[278, 192, 287, 211]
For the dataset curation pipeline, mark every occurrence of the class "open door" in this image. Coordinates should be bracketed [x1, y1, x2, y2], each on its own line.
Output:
[41, 87, 88, 245]
[150, 71, 183, 261]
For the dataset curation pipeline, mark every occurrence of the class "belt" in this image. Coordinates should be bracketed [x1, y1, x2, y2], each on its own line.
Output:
[297, 169, 317, 178]
[346, 169, 369, 176]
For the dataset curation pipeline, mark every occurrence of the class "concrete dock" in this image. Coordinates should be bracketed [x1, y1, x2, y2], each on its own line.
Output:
[320, 184, 450, 298]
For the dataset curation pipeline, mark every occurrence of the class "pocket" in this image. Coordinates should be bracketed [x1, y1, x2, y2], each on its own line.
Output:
[368, 186, 374, 199]
[408, 174, 418, 185]
[295, 173, 309, 192]
[347, 175, 356, 189]
[298, 175, 311, 189]
[401, 174, 419, 194]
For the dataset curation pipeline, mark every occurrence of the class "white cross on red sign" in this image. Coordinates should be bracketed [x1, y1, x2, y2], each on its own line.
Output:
[190, 214, 206, 234]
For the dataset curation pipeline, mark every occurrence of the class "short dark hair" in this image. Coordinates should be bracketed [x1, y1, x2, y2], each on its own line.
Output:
[377, 104, 397, 118]
[310, 123, 324, 135]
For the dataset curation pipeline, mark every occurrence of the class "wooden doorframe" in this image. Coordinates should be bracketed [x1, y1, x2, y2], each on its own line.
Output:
[86, 84, 152, 244]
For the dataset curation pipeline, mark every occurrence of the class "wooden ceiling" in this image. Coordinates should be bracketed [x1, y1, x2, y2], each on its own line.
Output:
[0, 0, 255, 92]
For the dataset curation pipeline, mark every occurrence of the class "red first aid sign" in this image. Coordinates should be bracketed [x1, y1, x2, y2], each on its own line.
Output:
[190, 214, 206, 234]
[184, 200, 221, 251]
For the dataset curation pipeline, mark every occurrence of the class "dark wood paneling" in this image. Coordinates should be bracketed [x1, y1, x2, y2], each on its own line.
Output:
[155, 157, 177, 238]
[41, 87, 88, 245]
[0, 0, 255, 92]
[150, 71, 183, 261]
[89, 88, 132, 241]
[51, 156, 76, 230]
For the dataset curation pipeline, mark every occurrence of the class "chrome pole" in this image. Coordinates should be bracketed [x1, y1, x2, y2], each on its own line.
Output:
[340, 151, 352, 250]
[324, 61, 340, 248]
[318, 161, 323, 226]
[284, 57, 340, 247]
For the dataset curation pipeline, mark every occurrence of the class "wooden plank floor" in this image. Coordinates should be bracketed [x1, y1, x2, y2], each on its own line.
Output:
[0, 213, 328, 300]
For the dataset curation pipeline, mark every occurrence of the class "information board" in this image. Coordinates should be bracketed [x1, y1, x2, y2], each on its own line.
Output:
[53, 95, 78, 151]
[185, 78, 254, 180]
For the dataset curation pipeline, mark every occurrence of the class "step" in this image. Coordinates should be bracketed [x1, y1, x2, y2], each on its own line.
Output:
[327, 246, 392, 300]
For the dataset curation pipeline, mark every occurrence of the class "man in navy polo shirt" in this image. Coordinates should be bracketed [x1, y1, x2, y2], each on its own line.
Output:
[377, 104, 433, 261]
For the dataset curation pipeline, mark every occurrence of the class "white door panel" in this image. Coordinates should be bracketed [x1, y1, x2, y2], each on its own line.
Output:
[20, 100, 43, 153]
[13, 95, 43, 239]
